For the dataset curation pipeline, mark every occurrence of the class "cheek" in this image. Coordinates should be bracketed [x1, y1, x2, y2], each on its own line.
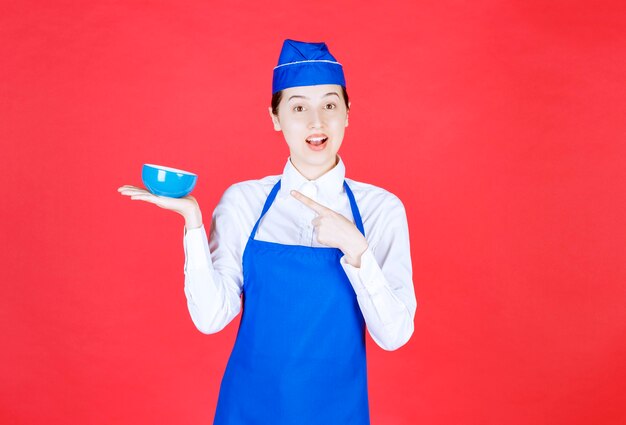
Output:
[281, 125, 306, 146]
[282, 120, 307, 136]
[330, 118, 347, 133]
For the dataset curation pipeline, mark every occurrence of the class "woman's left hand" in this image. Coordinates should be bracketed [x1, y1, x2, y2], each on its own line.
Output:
[291, 190, 368, 267]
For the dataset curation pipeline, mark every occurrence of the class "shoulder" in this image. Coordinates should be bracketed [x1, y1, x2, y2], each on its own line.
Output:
[344, 177, 408, 246]
[221, 174, 281, 201]
[345, 177, 406, 212]
[215, 174, 281, 224]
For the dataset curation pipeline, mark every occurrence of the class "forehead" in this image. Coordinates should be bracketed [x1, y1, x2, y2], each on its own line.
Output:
[282, 84, 342, 101]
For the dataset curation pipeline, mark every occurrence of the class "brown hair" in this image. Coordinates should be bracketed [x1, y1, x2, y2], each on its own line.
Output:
[271, 86, 350, 115]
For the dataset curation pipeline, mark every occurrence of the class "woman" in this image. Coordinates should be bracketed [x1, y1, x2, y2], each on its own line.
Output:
[118, 39, 417, 425]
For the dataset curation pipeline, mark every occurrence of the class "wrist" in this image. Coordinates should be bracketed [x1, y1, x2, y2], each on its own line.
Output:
[343, 237, 368, 266]
[184, 207, 203, 230]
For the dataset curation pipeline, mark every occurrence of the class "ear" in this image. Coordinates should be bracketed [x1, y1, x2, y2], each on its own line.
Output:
[345, 101, 351, 128]
[268, 106, 281, 131]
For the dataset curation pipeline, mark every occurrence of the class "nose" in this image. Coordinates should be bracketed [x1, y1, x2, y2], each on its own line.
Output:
[308, 108, 323, 129]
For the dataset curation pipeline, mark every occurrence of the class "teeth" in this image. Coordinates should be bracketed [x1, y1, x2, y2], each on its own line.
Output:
[307, 136, 327, 143]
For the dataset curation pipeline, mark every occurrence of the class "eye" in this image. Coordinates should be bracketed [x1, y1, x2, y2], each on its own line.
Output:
[325, 103, 336, 110]
[293, 105, 305, 112]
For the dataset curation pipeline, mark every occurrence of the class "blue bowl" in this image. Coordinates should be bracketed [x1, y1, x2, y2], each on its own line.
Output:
[141, 164, 198, 198]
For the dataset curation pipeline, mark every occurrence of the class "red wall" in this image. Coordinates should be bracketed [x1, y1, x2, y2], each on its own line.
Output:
[2, 1, 625, 424]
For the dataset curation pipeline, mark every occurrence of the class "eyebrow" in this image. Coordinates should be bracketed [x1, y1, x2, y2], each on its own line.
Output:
[287, 92, 340, 101]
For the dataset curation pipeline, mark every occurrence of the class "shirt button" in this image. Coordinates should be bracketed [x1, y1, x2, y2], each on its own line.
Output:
[300, 182, 318, 200]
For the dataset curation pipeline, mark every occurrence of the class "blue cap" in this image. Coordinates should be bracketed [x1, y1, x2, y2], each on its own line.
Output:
[272, 39, 346, 94]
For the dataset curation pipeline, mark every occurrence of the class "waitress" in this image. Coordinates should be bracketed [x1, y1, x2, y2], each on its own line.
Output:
[118, 39, 417, 425]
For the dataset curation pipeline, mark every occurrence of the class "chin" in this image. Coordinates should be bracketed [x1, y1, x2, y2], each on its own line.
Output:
[306, 151, 336, 160]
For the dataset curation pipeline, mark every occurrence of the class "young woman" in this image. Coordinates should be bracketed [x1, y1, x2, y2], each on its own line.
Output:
[118, 39, 417, 425]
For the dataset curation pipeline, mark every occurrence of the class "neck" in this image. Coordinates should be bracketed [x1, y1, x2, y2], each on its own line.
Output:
[290, 156, 339, 181]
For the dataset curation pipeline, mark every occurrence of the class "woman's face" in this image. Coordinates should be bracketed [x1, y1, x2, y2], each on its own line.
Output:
[269, 84, 350, 179]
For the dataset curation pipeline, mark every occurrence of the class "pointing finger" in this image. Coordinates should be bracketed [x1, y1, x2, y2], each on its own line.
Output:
[290, 190, 330, 215]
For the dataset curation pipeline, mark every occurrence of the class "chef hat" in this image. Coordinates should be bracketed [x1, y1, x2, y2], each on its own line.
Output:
[272, 39, 346, 94]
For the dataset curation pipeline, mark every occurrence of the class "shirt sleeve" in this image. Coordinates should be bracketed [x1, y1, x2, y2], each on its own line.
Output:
[183, 185, 245, 334]
[339, 195, 417, 351]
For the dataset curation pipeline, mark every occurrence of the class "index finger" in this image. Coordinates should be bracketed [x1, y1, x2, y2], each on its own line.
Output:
[117, 185, 141, 191]
[290, 190, 329, 214]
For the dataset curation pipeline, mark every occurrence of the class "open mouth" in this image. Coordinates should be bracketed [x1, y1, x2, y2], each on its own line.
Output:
[306, 135, 328, 146]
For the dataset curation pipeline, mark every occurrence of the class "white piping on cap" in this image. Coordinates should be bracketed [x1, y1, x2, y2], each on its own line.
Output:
[274, 59, 343, 70]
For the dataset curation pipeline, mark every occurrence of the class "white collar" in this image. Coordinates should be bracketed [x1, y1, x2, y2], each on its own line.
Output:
[278, 155, 346, 205]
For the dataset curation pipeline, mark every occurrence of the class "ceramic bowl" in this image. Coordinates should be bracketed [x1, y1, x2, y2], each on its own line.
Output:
[141, 164, 197, 198]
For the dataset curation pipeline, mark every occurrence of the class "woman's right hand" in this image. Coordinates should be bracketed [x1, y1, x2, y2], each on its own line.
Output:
[117, 185, 203, 230]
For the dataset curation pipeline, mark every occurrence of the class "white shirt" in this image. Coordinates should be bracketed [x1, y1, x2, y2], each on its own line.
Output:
[183, 155, 417, 351]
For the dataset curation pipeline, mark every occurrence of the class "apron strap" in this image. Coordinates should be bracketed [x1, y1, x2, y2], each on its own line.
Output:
[344, 180, 365, 237]
[250, 179, 282, 239]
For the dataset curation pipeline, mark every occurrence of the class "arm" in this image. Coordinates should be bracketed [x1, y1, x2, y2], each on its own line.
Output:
[339, 196, 417, 351]
[183, 185, 245, 334]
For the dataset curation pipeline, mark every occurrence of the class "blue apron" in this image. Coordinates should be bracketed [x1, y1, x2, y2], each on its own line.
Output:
[213, 179, 370, 425]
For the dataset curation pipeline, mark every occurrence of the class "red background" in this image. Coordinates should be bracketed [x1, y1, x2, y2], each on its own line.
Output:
[2, 1, 625, 424]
